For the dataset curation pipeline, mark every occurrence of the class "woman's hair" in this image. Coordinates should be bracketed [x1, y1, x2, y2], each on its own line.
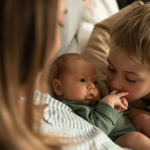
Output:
[110, 3, 150, 67]
[0, 0, 62, 149]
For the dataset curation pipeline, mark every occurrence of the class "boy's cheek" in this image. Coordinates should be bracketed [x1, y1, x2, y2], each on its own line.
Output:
[125, 89, 138, 102]
[106, 74, 111, 88]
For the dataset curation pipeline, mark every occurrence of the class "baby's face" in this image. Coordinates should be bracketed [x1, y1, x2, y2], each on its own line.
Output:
[60, 59, 100, 104]
[107, 48, 150, 102]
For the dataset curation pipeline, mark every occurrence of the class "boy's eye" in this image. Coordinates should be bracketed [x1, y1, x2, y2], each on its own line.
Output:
[107, 67, 115, 72]
[93, 81, 98, 85]
[79, 79, 85, 83]
[126, 77, 136, 84]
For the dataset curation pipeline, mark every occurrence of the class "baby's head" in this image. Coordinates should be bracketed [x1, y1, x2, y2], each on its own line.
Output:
[49, 53, 100, 104]
[107, 3, 150, 102]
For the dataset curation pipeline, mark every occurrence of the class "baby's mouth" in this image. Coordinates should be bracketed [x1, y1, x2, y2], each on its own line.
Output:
[85, 93, 94, 99]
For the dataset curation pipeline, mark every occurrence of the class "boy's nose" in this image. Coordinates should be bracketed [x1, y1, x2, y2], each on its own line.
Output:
[110, 76, 122, 91]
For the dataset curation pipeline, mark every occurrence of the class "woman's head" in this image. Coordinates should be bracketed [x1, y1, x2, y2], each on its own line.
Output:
[0, 0, 63, 86]
[107, 3, 150, 102]
[0, 0, 66, 149]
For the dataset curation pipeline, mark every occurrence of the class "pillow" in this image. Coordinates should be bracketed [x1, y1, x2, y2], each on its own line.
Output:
[66, 0, 119, 54]
[82, 1, 144, 97]
[82, 0, 119, 24]
[54, 0, 83, 59]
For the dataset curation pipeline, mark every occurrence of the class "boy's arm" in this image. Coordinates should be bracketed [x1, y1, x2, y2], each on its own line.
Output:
[82, 1, 144, 98]
[63, 100, 121, 135]
[125, 106, 150, 120]
[126, 99, 150, 120]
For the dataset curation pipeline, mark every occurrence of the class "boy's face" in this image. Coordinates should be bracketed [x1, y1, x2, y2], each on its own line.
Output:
[60, 59, 100, 104]
[107, 48, 150, 102]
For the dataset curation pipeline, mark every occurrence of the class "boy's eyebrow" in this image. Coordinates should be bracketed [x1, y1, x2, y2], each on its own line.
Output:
[107, 58, 141, 76]
[123, 71, 141, 76]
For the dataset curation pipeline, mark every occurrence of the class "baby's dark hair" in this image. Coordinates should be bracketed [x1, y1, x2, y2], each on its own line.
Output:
[48, 53, 91, 88]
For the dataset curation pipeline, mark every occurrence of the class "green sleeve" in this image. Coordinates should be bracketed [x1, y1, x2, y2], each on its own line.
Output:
[63, 100, 121, 135]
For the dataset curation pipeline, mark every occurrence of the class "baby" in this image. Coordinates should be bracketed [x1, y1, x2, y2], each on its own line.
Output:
[49, 53, 150, 150]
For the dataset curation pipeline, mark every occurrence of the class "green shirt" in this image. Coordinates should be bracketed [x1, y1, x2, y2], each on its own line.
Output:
[63, 99, 137, 141]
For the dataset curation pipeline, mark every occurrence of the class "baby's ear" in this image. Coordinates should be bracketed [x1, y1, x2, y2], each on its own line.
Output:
[53, 79, 63, 96]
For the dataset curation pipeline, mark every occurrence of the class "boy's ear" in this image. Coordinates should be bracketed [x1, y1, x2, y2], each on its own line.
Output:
[53, 79, 63, 96]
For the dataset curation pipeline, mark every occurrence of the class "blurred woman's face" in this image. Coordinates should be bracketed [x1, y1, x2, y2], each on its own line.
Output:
[49, 0, 66, 61]
[35, 0, 66, 92]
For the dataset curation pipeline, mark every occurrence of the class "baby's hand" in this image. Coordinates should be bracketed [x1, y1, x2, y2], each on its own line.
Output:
[115, 97, 128, 113]
[101, 90, 129, 113]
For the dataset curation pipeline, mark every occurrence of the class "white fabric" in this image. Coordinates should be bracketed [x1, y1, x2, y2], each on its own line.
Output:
[56, 0, 83, 59]
[34, 90, 130, 150]
[66, 0, 119, 54]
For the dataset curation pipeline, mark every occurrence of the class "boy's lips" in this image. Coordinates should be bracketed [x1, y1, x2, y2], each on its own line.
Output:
[85, 93, 94, 99]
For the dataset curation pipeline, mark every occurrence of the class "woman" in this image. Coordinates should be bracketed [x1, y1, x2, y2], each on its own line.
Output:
[0, 0, 66, 149]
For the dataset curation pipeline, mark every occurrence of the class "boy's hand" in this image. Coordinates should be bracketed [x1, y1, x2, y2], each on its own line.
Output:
[101, 90, 128, 113]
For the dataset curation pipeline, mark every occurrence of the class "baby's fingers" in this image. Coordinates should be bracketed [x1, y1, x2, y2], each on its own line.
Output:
[116, 92, 129, 98]
[118, 102, 127, 110]
[121, 97, 128, 108]
[110, 90, 118, 95]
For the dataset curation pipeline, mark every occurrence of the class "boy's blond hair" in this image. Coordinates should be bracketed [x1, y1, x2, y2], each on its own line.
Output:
[49, 53, 91, 87]
[110, 3, 150, 67]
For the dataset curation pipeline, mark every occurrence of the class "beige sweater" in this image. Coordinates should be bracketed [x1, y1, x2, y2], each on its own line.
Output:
[82, 1, 150, 119]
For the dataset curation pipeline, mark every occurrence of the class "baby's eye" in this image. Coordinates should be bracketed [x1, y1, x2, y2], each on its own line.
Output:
[79, 79, 85, 83]
[93, 81, 98, 85]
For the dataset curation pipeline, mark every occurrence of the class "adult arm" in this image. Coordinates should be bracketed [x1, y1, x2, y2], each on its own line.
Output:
[63, 100, 121, 135]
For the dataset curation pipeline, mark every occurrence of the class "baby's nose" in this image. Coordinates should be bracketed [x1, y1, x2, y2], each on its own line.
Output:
[87, 83, 95, 89]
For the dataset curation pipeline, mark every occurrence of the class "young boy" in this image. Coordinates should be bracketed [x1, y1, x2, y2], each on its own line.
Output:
[107, 3, 150, 139]
[49, 53, 150, 150]
[82, 1, 150, 141]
